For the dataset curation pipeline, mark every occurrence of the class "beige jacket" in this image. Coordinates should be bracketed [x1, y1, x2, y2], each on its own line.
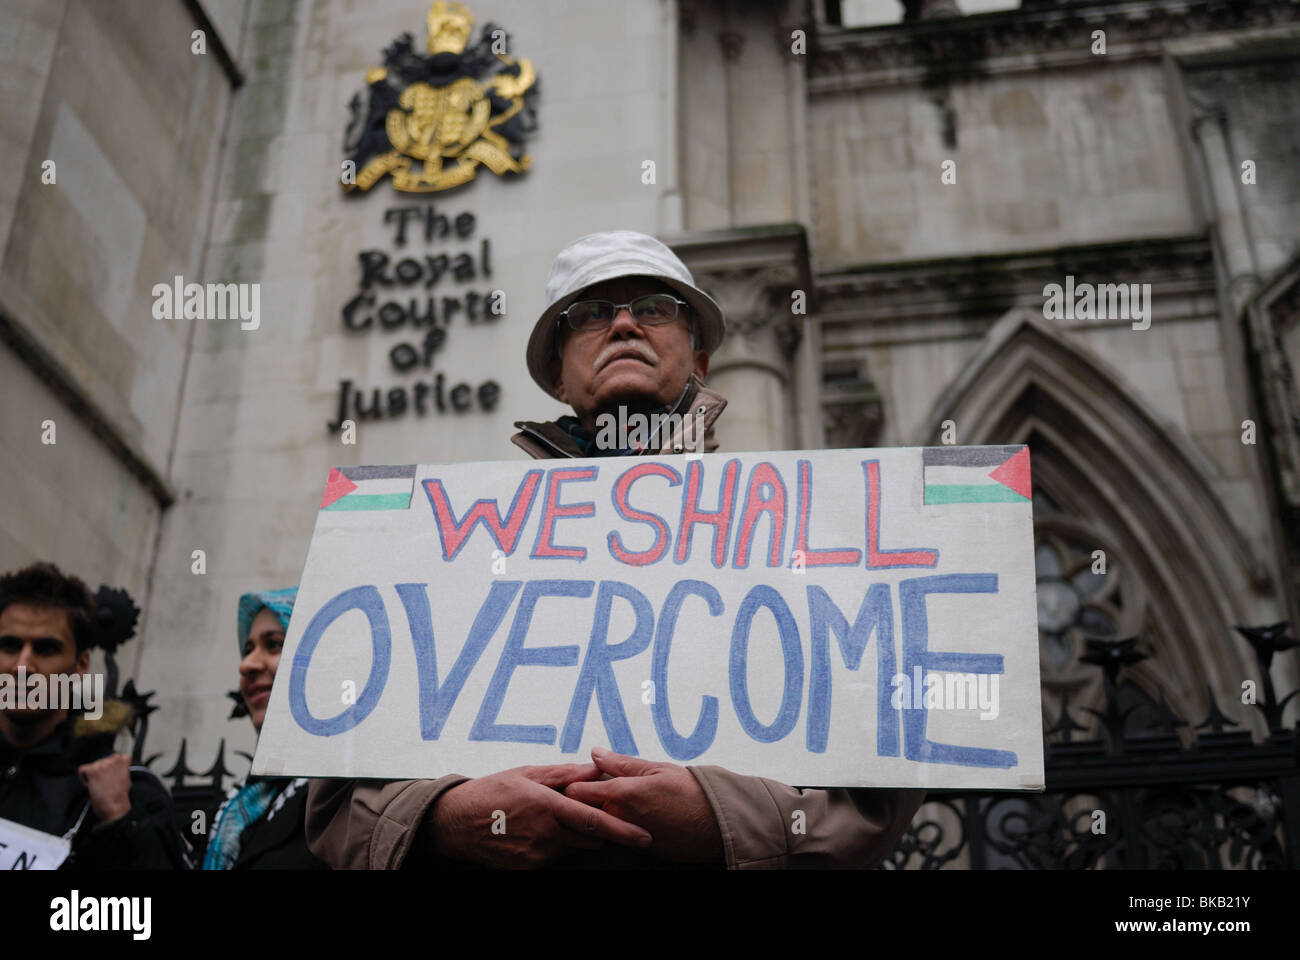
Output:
[305, 377, 925, 868]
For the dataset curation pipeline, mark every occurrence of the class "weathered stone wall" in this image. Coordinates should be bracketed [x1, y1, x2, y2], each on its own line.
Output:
[680, 4, 731, 229]
[0, 0, 241, 676]
[808, 61, 1197, 267]
[1185, 59, 1300, 280]
[680, 3, 801, 231]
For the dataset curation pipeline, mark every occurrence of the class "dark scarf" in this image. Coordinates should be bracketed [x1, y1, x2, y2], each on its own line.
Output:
[554, 377, 696, 457]
[555, 414, 641, 457]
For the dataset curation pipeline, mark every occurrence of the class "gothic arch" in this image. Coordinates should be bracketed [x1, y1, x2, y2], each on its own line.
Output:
[918, 308, 1271, 735]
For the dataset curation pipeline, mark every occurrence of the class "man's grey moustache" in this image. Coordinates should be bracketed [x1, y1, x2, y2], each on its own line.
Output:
[594, 345, 658, 371]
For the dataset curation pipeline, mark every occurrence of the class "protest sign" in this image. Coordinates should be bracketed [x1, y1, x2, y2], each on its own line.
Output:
[253, 445, 1044, 790]
[0, 816, 73, 870]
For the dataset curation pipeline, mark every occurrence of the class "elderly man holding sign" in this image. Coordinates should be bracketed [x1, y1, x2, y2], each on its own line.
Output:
[302, 231, 929, 868]
[289, 230, 1050, 868]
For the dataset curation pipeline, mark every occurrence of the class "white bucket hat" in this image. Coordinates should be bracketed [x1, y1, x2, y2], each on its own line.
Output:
[526, 230, 725, 399]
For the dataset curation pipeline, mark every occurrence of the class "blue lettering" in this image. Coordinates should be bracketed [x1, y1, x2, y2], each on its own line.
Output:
[652, 580, 722, 760]
[560, 581, 653, 754]
[899, 574, 1015, 768]
[806, 583, 898, 755]
[396, 581, 522, 741]
[290, 585, 391, 737]
[729, 585, 802, 744]
[470, 580, 589, 744]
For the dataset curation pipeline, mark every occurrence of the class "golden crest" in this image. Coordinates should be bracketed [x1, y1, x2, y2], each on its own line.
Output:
[343, 2, 538, 194]
[427, 1, 473, 55]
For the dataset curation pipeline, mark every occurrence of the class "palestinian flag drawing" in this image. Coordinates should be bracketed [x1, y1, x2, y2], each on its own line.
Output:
[320, 465, 416, 511]
[923, 446, 1031, 505]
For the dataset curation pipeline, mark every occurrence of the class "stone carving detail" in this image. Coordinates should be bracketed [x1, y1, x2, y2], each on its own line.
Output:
[1185, 84, 1229, 130]
[718, 30, 744, 62]
[670, 226, 811, 390]
[817, 238, 1215, 318]
[821, 385, 884, 448]
[808, 0, 1300, 87]
[695, 265, 802, 356]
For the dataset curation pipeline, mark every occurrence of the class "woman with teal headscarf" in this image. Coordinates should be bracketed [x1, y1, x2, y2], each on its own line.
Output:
[200, 588, 327, 870]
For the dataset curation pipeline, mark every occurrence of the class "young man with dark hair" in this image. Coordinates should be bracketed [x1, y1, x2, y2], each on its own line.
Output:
[0, 562, 189, 869]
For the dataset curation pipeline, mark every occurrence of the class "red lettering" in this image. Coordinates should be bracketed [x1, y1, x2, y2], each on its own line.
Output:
[733, 462, 787, 568]
[865, 460, 937, 568]
[675, 459, 740, 567]
[422, 470, 543, 561]
[793, 459, 861, 567]
[531, 467, 598, 560]
[609, 463, 680, 566]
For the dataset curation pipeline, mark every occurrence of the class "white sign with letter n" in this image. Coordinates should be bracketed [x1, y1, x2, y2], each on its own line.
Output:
[0, 816, 73, 870]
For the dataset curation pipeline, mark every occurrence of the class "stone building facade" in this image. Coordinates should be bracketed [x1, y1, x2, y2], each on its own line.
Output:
[1, 0, 1297, 848]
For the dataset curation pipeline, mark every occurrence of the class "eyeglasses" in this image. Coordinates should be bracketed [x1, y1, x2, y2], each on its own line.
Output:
[559, 293, 688, 333]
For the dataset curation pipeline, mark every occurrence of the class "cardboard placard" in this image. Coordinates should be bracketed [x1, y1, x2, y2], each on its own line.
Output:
[254, 445, 1044, 790]
[0, 816, 72, 870]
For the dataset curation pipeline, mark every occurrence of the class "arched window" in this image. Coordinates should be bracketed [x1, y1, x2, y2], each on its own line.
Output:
[920, 308, 1268, 738]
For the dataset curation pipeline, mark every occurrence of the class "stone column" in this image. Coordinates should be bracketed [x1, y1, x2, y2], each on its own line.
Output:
[1246, 260, 1300, 650]
[778, 0, 822, 450]
[660, 0, 683, 234]
[670, 226, 810, 452]
[1190, 103, 1262, 314]
[717, 27, 743, 221]
[1187, 87, 1297, 682]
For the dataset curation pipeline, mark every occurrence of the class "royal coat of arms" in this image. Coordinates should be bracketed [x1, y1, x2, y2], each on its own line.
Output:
[343, 1, 538, 194]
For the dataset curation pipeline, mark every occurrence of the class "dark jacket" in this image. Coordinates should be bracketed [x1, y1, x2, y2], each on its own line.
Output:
[306, 376, 926, 868]
[0, 703, 190, 870]
[200, 777, 328, 870]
